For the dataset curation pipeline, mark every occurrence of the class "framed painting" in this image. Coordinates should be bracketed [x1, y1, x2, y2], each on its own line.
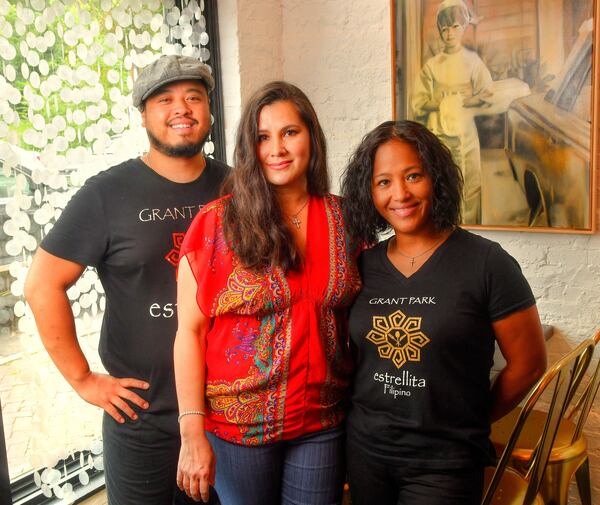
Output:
[392, 0, 598, 233]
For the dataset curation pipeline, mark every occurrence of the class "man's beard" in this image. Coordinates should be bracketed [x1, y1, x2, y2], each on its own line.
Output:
[147, 130, 208, 158]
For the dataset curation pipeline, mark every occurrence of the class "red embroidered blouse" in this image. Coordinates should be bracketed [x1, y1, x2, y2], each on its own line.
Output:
[180, 194, 361, 446]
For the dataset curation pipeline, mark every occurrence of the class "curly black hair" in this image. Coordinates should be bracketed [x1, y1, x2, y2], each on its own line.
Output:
[340, 120, 463, 245]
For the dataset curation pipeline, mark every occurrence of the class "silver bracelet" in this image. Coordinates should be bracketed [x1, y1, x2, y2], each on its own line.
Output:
[178, 410, 206, 423]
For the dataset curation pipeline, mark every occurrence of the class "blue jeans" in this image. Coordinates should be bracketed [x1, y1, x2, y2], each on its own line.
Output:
[206, 426, 345, 505]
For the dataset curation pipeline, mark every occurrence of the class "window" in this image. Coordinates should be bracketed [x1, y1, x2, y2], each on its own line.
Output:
[0, 0, 223, 501]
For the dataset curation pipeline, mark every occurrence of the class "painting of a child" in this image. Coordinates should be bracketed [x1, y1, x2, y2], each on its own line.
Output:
[411, 0, 493, 224]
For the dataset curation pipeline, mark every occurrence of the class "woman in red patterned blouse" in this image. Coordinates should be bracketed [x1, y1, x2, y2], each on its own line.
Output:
[174, 81, 361, 505]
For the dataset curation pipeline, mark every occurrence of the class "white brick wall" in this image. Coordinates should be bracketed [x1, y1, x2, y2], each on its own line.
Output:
[282, 0, 391, 193]
[480, 232, 600, 338]
[220, 0, 600, 501]
[218, 0, 284, 165]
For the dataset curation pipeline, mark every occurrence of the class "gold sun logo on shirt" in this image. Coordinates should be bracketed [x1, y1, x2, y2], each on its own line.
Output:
[366, 309, 430, 369]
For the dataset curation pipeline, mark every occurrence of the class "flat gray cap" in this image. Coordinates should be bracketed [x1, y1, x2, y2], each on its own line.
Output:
[132, 55, 215, 109]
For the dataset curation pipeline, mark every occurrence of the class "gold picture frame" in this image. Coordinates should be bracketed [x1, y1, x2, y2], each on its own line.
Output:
[392, 0, 598, 233]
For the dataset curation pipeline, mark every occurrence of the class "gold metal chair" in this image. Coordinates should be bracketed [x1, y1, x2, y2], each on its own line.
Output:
[482, 339, 595, 505]
[490, 330, 600, 505]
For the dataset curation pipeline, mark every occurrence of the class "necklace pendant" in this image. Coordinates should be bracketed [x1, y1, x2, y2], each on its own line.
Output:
[291, 216, 301, 229]
[410, 257, 415, 267]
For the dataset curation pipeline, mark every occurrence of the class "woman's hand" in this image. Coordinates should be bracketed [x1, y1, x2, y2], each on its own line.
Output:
[177, 426, 216, 503]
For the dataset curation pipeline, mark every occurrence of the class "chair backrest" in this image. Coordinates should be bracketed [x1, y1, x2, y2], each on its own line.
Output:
[482, 338, 595, 505]
[561, 334, 597, 420]
[569, 329, 600, 441]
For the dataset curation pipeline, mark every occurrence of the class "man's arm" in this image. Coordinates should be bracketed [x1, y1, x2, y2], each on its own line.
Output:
[24, 247, 150, 423]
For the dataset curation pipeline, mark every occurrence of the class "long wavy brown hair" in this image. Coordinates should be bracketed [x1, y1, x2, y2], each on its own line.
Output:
[222, 81, 329, 271]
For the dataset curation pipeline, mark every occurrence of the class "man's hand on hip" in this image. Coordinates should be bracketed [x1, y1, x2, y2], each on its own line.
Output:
[73, 371, 150, 423]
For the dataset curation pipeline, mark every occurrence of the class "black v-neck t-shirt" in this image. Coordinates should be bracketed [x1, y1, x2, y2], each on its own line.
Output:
[346, 228, 535, 469]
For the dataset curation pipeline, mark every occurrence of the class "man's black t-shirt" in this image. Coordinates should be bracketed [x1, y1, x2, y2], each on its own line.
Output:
[346, 228, 535, 469]
[41, 157, 229, 435]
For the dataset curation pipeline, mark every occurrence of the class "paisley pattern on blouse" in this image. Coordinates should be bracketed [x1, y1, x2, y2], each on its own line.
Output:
[215, 266, 272, 316]
[320, 194, 360, 429]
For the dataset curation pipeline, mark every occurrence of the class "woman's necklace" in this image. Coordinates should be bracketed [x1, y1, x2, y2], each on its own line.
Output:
[287, 198, 309, 229]
[392, 234, 446, 268]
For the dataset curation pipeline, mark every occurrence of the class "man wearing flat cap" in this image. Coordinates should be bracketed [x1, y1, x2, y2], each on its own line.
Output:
[25, 55, 228, 504]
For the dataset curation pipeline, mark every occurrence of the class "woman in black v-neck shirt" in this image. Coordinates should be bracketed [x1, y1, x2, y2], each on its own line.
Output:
[340, 120, 547, 505]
